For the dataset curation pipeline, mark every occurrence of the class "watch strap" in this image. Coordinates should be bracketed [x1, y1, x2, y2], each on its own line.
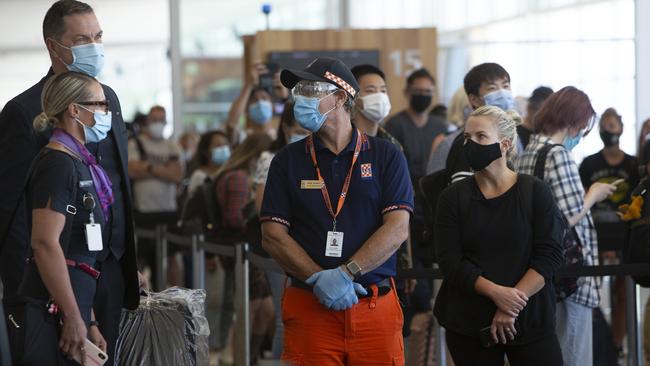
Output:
[345, 260, 362, 280]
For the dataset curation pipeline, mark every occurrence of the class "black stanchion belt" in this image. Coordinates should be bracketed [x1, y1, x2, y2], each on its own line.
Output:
[396, 263, 650, 280]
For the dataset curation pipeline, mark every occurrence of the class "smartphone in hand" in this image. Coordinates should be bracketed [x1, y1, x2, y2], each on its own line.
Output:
[480, 320, 520, 348]
[612, 178, 625, 186]
[479, 326, 495, 348]
[72, 338, 108, 365]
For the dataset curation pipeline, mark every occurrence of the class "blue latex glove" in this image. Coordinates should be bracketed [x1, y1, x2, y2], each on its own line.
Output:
[306, 267, 351, 308]
[330, 282, 368, 311]
[306, 267, 368, 310]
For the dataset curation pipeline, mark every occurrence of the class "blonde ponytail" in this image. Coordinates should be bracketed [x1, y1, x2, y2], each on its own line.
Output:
[33, 112, 62, 132]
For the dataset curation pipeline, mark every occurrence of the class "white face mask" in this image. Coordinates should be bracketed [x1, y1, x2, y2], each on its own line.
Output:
[359, 92, 391, 123]
[148, 121, 166, 139]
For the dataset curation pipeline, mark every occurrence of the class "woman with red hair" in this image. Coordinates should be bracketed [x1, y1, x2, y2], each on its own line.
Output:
[516, 86, 617, 366]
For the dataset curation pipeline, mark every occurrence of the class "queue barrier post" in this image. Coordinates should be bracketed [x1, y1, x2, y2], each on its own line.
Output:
[432, 276, 447, 366]
[234, 243, 251, 366]
[155, 225, 168, 292]
[191, 234, 205, 290]
[626, 277, 643, 366]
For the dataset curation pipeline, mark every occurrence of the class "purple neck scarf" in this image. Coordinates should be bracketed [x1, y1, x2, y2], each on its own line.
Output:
[50, 128, 113, 222]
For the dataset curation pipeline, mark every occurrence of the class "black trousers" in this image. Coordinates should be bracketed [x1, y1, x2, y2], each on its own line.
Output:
[445, 329, 563, 366]
[7, 255, 107, 365]
[94, 255, 124, 366]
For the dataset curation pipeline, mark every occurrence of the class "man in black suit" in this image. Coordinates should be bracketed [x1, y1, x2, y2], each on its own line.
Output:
[0, 1, 139, 363]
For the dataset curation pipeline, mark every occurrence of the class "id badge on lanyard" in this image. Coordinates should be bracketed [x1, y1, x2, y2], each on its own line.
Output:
[306, 131, 362, 258]
[325, 231, 344, 257]
[82, 192, 103, 251]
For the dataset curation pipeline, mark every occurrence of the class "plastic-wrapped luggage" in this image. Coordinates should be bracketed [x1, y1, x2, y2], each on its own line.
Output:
[115, 287, 209, 366]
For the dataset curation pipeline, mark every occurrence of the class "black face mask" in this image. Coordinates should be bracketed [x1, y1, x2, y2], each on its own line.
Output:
[464, 139, 503, 171]
[600, 130, 620, 147]
[410, 94, 432, 113]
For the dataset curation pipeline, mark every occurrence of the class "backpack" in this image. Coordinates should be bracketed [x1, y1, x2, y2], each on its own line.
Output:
[179, 174, 246, 245]
[622, 177, 650, 287]
[420, 132, 472, 262]
[179, 176, 224, 242]
[531, 143, 585, 300]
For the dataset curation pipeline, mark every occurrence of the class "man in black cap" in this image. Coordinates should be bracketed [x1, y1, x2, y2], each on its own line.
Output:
[260, 57, 413, 365]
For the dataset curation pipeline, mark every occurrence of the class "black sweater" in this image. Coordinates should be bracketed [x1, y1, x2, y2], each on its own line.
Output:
[433, 174, 564, 344]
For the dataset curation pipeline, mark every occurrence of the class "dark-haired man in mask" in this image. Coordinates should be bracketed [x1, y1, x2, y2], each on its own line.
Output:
[385, 68, 446, 186]
[385, 68, 446, 267]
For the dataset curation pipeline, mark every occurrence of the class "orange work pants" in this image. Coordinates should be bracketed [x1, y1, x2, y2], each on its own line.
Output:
[281, 282, 404, 365]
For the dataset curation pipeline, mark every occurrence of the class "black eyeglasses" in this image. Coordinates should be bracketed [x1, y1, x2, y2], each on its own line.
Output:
[77, 100, 110, 115]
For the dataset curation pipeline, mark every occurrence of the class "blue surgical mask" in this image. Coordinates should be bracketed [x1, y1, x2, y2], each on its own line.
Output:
[211, 145, 231, 165]
[483, 89, 514, 111]
[289, 133, 309, 144]
[248, 100, 273, 125]
[293, 92, 337, 132]
[55, 40, 105, 77]
[75, 104, 112, 143]
[563, 129, 584, 151]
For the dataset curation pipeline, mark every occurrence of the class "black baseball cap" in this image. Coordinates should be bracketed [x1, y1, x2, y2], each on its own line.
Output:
[280, 57, 360, 98]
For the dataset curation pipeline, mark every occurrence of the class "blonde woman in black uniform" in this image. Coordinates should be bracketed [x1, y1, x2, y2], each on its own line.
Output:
[19, 71, 113, 364]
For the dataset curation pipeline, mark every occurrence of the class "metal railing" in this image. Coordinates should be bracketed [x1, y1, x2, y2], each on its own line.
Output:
[400, 266, 646, 366]
[136, 226, 650, 366]
[137, 226, 272, 366]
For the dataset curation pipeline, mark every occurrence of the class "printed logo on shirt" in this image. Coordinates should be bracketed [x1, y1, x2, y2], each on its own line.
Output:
[361, 163, 373, 180]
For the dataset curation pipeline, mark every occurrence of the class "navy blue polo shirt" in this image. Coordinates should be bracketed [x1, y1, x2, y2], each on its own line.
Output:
[260, 127, 414, 286]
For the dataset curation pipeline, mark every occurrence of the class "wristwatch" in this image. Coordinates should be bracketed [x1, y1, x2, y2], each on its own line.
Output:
[345, 260, 362, 280]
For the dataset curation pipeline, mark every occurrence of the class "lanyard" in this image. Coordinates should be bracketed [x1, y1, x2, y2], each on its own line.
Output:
[306, 129, 362, 232]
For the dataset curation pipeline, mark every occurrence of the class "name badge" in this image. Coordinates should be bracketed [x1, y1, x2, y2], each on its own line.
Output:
[85, 223, 103, 251]
[300, 180, 324, 190]
[325, 231, 344, 257]
[79, 180, 93, 188]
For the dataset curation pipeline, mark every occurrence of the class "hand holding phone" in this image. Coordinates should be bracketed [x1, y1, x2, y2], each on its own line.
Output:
[259, 62, 279, 93]
[479, 326, 495, 348]
[72, 338, 108, 365]
[481, 312, 520, 348]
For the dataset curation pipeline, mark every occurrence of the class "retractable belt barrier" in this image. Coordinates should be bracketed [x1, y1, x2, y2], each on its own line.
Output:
[397, 263, 650, 280]
[134, 226, 650, 366]
[134, 228, 156, 240]
[247, 252, 285, 274]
